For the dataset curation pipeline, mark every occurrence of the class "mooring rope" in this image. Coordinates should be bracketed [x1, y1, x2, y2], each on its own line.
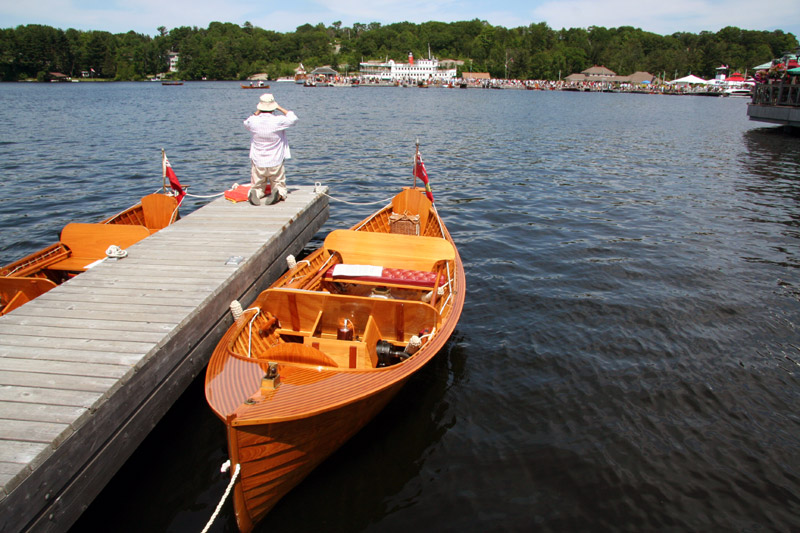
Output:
[168, 183, 390, 206]
[319, 189, 392, 206]
[247, 308, 261, 358]
[185, 191, 226, 199]
[201, 461, 241, 533]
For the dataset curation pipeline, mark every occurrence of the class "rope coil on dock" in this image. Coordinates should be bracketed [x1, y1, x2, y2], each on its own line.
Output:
[105, 245, 128, 259]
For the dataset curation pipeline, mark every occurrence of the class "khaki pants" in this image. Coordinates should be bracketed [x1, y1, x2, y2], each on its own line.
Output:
[250, 161, 287, 200]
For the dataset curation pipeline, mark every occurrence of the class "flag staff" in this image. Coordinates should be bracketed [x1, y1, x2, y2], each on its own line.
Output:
[161, 148, 167, 193]
[413, 138, 419, 189]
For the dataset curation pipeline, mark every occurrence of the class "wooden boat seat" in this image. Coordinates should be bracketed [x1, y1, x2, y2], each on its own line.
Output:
[263, 288, 440, 343]
[257, 343, 339, 367]
[322, 230, 455, 272]
[261, 288, 440, 369]
[322, 264, 446, 289]
[141, 193, 179, 232]
[391, 187, 432, 231]
[0, 277, 58, 315]
[49, 222, 151, 272]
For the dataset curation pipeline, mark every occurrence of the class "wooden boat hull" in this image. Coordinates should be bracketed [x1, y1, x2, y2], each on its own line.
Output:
[0, 193, 179, 315]
[228, 379, 405, 530]
[206, 186, 465, 531]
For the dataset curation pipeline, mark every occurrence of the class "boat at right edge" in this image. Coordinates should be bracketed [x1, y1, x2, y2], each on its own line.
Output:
[205, 149, 465, 531]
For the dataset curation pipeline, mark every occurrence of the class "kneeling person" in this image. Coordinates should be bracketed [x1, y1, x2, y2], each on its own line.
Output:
[244, 93, 298, 205]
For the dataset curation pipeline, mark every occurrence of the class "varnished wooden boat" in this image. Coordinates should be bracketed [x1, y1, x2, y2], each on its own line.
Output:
[0, 192, 179, 315]
[205, 183, 465, 531]
[241, 84, 270, 89]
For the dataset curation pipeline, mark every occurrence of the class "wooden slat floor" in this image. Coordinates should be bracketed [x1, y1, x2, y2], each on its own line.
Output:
[0, 186, 328, 532]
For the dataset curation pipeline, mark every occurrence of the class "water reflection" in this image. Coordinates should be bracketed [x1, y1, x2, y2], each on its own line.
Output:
[741, 127, 800, 199]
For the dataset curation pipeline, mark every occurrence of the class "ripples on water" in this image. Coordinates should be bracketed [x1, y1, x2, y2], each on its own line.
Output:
[1, 82, 798, 531]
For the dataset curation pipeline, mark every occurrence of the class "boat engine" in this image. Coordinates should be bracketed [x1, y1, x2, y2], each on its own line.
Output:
[376, 340, 408, 367]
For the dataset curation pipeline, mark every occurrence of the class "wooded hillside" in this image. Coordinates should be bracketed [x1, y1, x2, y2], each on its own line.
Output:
[1, 20, 796, 81]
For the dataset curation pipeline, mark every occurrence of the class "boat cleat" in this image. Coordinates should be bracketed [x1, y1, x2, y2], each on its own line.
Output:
[261, 362, 281, 391]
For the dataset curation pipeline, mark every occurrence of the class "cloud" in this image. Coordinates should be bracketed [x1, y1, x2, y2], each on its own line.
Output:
[305, 0, 529, 29]
[312, 0, 454, 22]
[248, 10, 333, 33]
[533, 0, 800, 35]
[1, 0, 797, 37]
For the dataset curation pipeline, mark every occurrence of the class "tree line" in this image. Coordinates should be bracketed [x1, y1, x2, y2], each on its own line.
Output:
[1, 20, 797, 82]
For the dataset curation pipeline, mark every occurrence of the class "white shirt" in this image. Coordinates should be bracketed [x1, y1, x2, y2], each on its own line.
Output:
[244, 111, 298, 167]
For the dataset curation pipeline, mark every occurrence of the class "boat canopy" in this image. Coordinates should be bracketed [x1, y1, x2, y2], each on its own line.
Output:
[669, 75, 708, 85]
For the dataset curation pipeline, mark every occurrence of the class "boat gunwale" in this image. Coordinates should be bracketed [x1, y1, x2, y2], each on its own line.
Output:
[208, 248, 464, 426]
[205, 188, 465, 426]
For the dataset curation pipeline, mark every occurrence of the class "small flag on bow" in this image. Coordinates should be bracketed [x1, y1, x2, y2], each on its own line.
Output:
[414, 150, 434, 203]
[162, 150, 186, 203]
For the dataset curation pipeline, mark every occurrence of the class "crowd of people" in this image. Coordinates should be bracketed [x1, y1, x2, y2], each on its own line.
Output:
[311, 75, 746, 95]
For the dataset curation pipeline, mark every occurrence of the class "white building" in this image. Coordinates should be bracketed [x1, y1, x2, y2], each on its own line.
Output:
[168, 52, 179, 73]
[359, 53, 457, 82]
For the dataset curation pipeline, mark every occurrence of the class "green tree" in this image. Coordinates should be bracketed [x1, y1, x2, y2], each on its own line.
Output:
[0, 21, 796, 82]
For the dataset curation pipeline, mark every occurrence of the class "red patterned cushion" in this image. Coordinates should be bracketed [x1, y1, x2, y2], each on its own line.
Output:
[323, 265, 443, 288]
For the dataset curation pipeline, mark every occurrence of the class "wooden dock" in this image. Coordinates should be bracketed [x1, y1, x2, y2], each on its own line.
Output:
[0, 185, 329, 532]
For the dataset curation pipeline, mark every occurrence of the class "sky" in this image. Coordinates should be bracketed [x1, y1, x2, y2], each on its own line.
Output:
[2, 0, 799, 40]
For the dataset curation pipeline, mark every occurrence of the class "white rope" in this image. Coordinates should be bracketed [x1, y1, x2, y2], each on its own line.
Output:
[105, 245, 127, 259]
[230, 300, 243, 320]
[246, 307, 261, 358]
[185, 191, 226, 199]
[201, 462, 240, 533]
[321, 191, 392, 206]
[153, 185, 224, 200]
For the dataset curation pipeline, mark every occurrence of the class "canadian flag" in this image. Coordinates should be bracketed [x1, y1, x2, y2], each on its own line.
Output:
[163, 151, 186, 202]
[414, 150, 434, 203]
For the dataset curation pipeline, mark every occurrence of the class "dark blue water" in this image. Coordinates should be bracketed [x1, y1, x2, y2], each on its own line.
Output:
[2, 82, 799, 532]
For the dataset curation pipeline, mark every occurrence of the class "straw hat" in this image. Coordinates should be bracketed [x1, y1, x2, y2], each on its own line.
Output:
[257, 93, 278, 112]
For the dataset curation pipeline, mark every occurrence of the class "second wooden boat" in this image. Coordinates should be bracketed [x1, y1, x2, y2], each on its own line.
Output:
[205, 155, 465, 531]
[0, 192, 180, 315]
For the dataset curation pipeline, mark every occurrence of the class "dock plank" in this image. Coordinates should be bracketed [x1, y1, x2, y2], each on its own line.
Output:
[0, 358, 128, 380]
[0, 185, 328, 532]
[0, 441, 51, 466]
[9, 297, 198, 315]
[0, 385, 101, 408]
[0, 345, 142, 366]
[42, 287, 221, 303]
[0, 401, 89, 424]
[0, 315, 180, 335]
[0, 334, 155, 353]
[0, 462, 27, 492]
[0, 420, 72, 446]
[0, 324, 168, 344]
[0, 369, 118, 393]
[0, 299, 190, 323]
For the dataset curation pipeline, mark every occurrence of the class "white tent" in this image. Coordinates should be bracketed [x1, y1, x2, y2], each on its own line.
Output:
[669, 74, 708, 85]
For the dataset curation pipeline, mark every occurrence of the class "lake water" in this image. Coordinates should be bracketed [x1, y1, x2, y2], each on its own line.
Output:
[1, 81, 799, 532]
